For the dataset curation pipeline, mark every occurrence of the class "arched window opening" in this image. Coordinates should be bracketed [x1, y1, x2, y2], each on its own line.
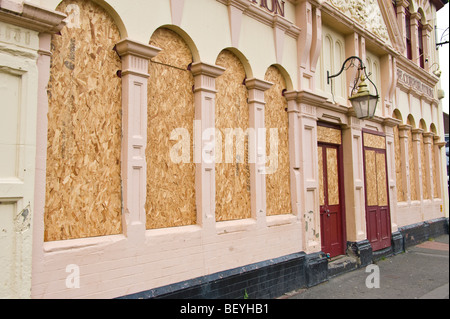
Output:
[264, 66, 291, 216]
[146, 27, 196, 230]
[45, 0, 123, 241]
[215, 49, 251, 222]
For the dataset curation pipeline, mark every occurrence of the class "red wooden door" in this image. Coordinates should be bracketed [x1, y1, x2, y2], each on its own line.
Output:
[363, 132, 392, 252]
[318, 143, 345, 258]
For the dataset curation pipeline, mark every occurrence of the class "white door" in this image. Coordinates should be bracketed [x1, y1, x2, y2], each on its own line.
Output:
[0, 61, 35, 298]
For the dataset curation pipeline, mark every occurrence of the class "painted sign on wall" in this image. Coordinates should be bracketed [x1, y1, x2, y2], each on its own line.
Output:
[249, 0, 285, 17]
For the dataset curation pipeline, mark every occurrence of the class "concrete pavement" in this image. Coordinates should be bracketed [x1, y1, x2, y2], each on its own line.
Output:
[283, 235, 449, 299]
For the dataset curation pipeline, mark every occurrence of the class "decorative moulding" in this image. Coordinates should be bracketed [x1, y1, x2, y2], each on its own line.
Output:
[327, 0, 390, 43]
[245, 77, 273, 91]
[115, 39, 161, 78]
[217, 0, 300, 39]
[190, 62, 226, 93]
[284, 90, 330, 109]
[320, 1, 397, 57]
[383, 117, 402, 128]
[190, 61, 226, 78]
[0, 1, 66, 33]
[115, 38, 161, 60]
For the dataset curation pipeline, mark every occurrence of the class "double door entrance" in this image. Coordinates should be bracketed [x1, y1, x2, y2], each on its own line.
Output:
[317, 126, 392, 258]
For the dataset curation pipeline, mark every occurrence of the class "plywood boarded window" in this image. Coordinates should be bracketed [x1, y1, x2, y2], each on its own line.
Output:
[318, 146, 340, 206]
[215, 50, 251, 221]
[318, 126, 342, 208]
[364, 132, 388, 207]
[45, 0, 122, 242]
[146, 28, 196, 229]
[407, 128, 418, 201]
[317, 126, 342, 145]
[393, 125, 405, 202]
[264, 66, 291, 216]
[365, 150, 378, 207]
[376, 152, 388, 206]
[326, 147, 340, 206]
[420, 134, 430, 200]
[364, 133, 386, 150]
[318, 146, 325, 206]
[432, 138, 438, 198]
[365, 150, 388, 207]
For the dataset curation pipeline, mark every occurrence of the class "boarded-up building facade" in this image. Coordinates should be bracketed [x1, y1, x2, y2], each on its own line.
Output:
[0, 0, 448, 299]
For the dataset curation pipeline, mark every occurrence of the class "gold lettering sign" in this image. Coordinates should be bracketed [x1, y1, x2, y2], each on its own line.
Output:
[249, 0, 285, 17]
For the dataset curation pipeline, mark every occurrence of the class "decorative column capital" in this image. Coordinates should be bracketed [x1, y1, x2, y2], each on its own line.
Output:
[190, 62, 225, 93]
[283, 90, 299, 102]
[383, 118, 402, 128]
[398, 124, 412, 136]
[433, 135, 445, 148]
[422, 23, 433, 33]
[422, 132, 434, 144]
[115, 38, 161, 59]
[190, 61, 225, 78]
[245, 78, 273, 104]
[245, 78, 273, 90]
[395, 0, 410, 9]
[410, 12, 421, 24]
[411, 128, 424, 141]
[115, 38, 161, 77]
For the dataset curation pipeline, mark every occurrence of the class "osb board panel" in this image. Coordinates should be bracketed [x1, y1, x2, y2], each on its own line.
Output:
[264, 66, 291, 216]
[318, 146, 325, 206]
[317, 126, 342, 145]
[150, 28, 193, 70]
[45, 0, 122, 242]
[365, 150, 378, 207]
[432, 140, 438, 198]
[407, 129, 418, 201]
[393, 126, 405, 202]
[376, 152, 388, 206]
[420, 137, 429, 200]
[146, 28, 196, 229]
[365, 150, 388, 207]
[215, 50, 251, 222]
[364, 133, 386, 150]
[326, 148, 339, 206]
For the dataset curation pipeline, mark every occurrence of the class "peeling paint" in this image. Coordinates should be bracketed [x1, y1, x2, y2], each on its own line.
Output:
[14, 205, 31, 233]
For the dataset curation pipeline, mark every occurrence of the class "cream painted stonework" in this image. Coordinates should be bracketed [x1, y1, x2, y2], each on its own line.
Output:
[0, 0, 446, 300]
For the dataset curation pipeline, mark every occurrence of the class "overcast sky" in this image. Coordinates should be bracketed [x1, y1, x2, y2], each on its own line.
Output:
[437, 4, 449, 115]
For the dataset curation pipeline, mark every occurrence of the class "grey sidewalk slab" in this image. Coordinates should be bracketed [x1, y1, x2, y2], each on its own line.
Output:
[286, 235, 449, 299]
